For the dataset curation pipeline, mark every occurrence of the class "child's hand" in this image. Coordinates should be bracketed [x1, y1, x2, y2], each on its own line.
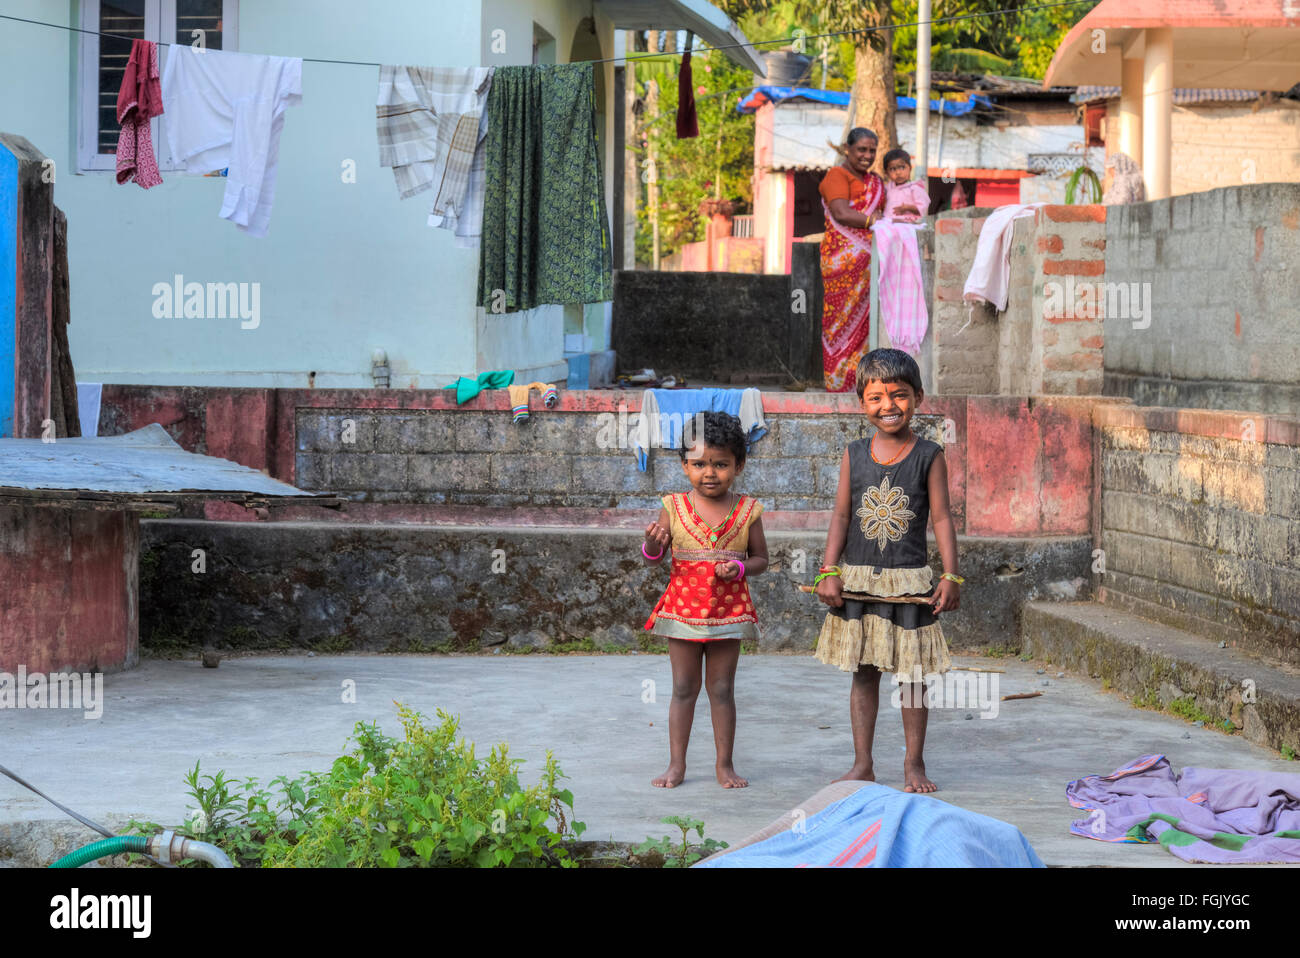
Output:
[715, 560, 742, 581]
[930, 578, 960, 614]
[815, 575, 843, 608]
[644, 522, 670, 557]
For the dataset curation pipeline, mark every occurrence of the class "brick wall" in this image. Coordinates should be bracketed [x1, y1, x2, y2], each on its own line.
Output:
[1166, 101, 1300, 196]
[1103, 183, 1300, 416]
[1096, 403, 1300, 665]
[932, 205, 1106, 397]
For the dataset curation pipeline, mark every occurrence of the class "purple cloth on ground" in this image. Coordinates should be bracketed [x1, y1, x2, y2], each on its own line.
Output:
[1066, 754, 1300, 864]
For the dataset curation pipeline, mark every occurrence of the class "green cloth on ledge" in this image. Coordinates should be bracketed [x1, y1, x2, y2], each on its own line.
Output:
[477, 63, 613, 311]
[449, 370, 515, 405]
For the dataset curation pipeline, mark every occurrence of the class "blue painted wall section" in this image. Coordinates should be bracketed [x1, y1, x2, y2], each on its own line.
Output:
[0, 140, 17, 437]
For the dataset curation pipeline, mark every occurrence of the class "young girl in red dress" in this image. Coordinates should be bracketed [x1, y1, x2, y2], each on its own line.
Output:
[642, 412, 768, 789]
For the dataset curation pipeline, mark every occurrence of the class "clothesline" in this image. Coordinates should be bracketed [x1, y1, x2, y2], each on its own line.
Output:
[0, 1, 1099, 69]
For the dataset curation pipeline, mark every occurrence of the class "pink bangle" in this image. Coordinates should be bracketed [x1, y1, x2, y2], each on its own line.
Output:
[735, 561, 746, 581]
[642, 541, 665, 561]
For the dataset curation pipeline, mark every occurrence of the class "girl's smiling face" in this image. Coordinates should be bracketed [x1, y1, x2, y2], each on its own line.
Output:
[681, 442, 742, 499]
[860, 378, 921, 434]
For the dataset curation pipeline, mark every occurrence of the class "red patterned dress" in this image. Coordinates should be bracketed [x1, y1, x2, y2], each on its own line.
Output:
[818, 165, 886, 393]
[644, 492, 764, 641]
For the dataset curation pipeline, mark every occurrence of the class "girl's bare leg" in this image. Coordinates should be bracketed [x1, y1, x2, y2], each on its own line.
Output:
[835, 665, 881, 782]
[653, 638, 704, 788]
[901, 687, 936, 792]
[703, 639, 747, 787]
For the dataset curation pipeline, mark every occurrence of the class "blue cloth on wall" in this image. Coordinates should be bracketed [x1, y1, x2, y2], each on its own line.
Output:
[694, 782, 1045, 868]
[634, 387, 767, 471]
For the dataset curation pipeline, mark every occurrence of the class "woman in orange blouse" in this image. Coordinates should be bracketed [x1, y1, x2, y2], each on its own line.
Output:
[818, 128, 887, 392]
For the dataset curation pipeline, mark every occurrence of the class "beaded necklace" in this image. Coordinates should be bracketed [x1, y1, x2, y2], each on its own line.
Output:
[687, 491, 740, 544]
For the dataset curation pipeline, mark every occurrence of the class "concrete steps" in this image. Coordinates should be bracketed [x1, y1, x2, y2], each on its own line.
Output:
[1021, 600, 1300, 754]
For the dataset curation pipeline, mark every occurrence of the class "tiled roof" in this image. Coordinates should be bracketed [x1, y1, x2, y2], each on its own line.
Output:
[1072, 86, 1266, 104]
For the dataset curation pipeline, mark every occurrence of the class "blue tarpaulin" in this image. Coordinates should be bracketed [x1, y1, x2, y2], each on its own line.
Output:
[695, 782, 1044, 868]
[737, 86, 990, 115]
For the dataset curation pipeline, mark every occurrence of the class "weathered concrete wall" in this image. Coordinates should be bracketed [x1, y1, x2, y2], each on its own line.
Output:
[0, 505, 138, 673]
[1103, 184, 1300, 416]
[611, 256, 818, 383]
[1095, 403, 1300, 665]
[933, 205, 1107, 398]
[138, 518, 1092, 654]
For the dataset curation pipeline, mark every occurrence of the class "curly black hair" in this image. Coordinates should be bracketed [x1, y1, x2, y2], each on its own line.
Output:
[678, 410, 747, 465]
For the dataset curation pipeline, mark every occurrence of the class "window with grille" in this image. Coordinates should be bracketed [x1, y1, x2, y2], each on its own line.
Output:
[78, 0, 238, 172]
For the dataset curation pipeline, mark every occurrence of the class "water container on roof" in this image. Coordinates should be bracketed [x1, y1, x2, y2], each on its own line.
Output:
[758, 50, 812, 88]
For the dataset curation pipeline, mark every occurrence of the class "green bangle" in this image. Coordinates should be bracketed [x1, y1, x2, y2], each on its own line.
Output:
[813, 570, 842, 586]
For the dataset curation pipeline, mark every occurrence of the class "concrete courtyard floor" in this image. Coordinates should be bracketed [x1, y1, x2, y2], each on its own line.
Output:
[2, 651, 1296, 867]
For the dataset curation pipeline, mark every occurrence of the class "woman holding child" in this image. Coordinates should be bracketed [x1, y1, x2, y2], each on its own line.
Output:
[819, 128, 887, 393]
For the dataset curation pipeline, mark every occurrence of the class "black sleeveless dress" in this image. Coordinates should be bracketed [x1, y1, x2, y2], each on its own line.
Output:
[815, 435, 952, 679]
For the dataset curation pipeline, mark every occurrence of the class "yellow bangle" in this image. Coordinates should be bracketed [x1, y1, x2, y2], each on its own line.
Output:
[941, 572, 964, 585]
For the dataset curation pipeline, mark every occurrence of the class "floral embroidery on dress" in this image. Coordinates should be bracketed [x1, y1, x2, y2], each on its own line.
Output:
[857, 475, 915, 551]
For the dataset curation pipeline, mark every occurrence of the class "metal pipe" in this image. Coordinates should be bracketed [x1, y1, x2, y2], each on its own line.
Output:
[915, 0, 932, 184]
[148, 829, 234, 868]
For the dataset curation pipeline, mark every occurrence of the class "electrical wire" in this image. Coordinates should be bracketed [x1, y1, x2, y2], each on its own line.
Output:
[0, 0, 1101, 69]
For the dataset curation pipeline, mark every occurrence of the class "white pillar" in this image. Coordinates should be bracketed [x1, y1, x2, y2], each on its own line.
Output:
[915, 0, 931, 182]
[1142, 27, 1173, 200]
[1119, 55, 1143, 168]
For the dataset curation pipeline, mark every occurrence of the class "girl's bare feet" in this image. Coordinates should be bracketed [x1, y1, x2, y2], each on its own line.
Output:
[716, 763, 748, 788]
[833, 763, 875, 783]
[903, 759, 937, 793]
[652, 763, 686, 788]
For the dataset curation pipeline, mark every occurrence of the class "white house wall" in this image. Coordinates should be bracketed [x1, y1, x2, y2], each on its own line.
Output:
[0, 0, 616, 389]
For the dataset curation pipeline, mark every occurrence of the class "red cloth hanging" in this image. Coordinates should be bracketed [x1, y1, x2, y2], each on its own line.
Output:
[115, 39, 164, 188]
[676, 47, 699, 139]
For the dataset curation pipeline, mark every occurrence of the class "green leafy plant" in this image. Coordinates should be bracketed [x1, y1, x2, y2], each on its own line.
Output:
[130, 707, 584, 868]
[264, 705, 584, 867]
[637, 815, 728, 868]
[1282, 745, 1297, 761]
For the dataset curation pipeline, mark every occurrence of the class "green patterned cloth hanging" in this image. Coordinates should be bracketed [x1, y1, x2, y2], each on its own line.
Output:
[477, 63, 613, 311]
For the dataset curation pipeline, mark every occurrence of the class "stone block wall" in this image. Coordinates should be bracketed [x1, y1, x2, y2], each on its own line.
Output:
[1103, 183, 1300, 416]
[1095, 403, 1300, 665]
[292, 403, 949, 511]
[137, 519, 1092, 654]
[932, 205, 1107, 398]
[98, 385, 1108, 539]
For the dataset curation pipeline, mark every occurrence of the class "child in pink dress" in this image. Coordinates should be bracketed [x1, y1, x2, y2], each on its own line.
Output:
[881, 150, 930, 224]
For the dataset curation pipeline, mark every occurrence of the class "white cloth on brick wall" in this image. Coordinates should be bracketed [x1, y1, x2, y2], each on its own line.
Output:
[376, 65, 493, 246]
[161, 47, 303, 237]
[961, 203, 1044, 312]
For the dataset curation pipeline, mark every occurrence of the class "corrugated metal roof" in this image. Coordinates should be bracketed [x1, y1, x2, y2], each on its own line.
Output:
[0, 424, 306, 497]
[1072, 86, 1265, 104]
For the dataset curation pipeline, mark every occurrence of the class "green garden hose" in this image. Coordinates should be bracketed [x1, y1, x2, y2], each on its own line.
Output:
[1066, 166, 1103, 204]
[49, 836, 150, 868]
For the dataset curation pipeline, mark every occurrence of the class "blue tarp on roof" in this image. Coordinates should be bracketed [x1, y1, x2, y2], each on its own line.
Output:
[737, 86, 990, 115]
